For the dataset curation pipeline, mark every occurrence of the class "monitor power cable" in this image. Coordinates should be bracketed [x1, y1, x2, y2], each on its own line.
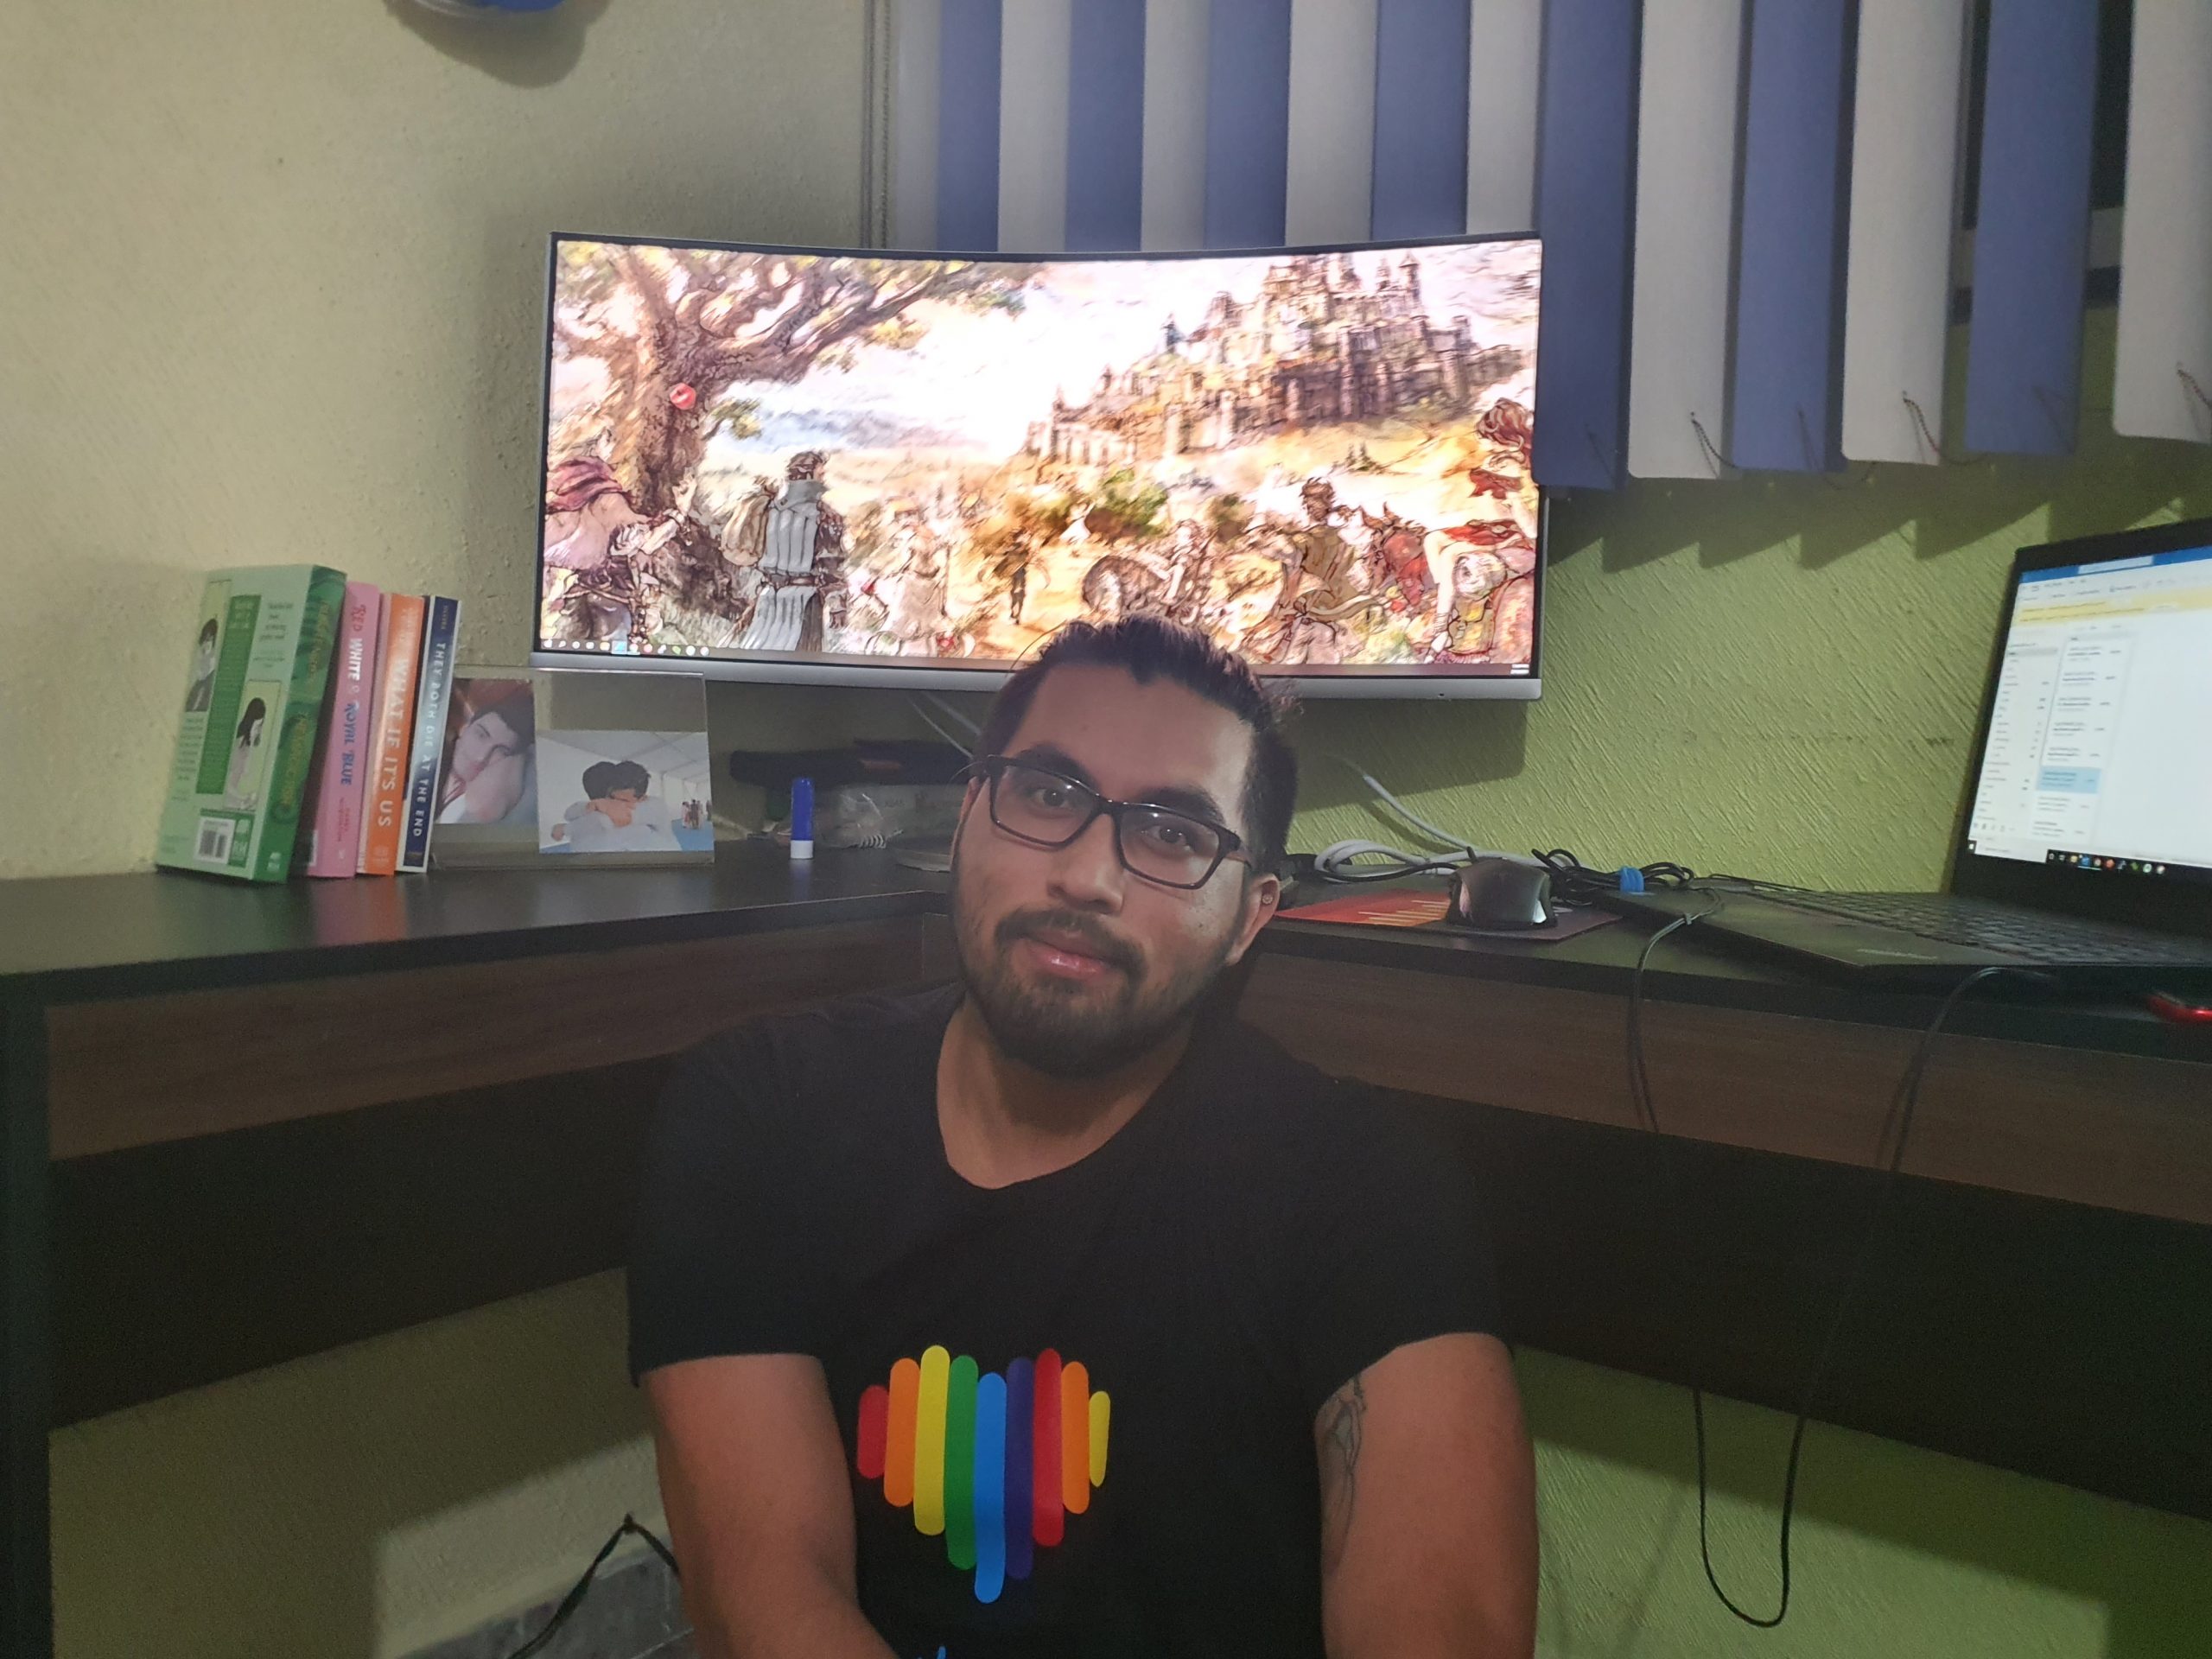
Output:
[1627, 918, 2042, 1628]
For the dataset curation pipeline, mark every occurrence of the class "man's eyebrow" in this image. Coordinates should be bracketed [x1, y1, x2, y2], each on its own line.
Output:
[1008, 743, 1098, 789]
[1135, 783, 1231, 826]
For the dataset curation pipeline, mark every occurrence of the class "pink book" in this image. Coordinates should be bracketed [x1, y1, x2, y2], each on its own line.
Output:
[303, 582, 384, 877]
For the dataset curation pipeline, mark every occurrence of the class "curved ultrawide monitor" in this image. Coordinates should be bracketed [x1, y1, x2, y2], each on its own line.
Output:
[531, 232, 1543, 698]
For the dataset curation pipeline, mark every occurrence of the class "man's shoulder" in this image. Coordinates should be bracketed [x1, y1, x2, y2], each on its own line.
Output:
[1194, 1014, 1441, 1168]
[1188, 1014, 1358, 1133]
[654, 983, 954, 1164]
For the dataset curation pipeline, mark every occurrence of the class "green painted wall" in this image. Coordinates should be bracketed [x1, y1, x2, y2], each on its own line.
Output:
[10, 0, 2210, 1650]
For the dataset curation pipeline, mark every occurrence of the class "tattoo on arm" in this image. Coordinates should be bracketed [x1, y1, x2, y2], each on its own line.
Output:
[1316, 1374, 1368, 1576]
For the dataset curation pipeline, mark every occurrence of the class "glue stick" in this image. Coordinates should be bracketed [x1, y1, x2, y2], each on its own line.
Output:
[790, 776, 815, 861]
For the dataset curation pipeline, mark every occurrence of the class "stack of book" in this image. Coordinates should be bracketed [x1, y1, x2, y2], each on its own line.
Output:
[156, 565, 463, 883]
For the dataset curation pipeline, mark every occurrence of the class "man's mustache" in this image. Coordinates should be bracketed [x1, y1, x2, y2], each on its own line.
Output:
[995, 909, 1144, 978]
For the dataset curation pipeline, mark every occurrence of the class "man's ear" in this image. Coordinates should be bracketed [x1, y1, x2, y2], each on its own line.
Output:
[1224, 872, 1281, 968]
[951, 776, 985, 854]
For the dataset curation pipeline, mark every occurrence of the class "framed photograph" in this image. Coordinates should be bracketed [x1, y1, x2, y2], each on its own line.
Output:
[438, 676, 538, 829]
[537, 729, 715, 860]
[425, 670, 543, 868]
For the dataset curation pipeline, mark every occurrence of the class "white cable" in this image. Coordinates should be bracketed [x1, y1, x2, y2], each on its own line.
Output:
[1312, 839, 1471, 882]
[907, 695, 975, 758]
[919, 690, 982, 739]
[1322, 753, 1484, 851]
[1312, 758, 1524, 884]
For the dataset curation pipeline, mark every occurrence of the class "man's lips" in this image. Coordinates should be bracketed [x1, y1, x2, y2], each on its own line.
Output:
[1003, 919, 1138, 982]
[1015, 935, 1118, 981]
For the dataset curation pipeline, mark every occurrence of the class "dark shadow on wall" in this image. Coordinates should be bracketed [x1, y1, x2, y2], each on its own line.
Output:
[1547, 309, 2212, 580]
[1292, 698, 1530, 858]
[1290, 698, 1531, 831]
[386, 0, 612, 87]
[1550, 435, 2211, 582]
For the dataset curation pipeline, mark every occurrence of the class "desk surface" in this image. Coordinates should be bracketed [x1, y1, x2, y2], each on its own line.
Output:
[3, 848, 2205, 1063]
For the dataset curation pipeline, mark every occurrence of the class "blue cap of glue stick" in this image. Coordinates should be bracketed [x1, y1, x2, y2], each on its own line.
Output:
[790, 776, 815, 861]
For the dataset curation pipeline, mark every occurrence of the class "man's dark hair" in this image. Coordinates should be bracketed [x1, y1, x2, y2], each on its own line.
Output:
[976, 616, 1298, 876]
[582, 759, 651, 799]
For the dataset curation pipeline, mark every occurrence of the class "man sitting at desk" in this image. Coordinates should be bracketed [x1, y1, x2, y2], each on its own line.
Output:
[630, 617, 1536, 1658]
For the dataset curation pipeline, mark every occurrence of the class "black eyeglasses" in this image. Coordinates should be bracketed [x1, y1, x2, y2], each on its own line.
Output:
[972, 756, 1250, 890]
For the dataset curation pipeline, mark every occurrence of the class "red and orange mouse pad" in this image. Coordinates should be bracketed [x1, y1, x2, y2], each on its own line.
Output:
[1281, 886, 1621, 942]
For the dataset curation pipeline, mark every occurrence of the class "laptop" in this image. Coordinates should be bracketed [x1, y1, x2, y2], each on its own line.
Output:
[1609, 518, 2212, 987]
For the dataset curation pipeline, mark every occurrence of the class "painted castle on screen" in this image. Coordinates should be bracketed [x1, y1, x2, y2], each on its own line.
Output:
[540, 239, 1540, 672]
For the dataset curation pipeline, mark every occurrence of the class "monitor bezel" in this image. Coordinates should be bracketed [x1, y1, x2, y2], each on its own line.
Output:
[527, 230, 1546, 701]
[1948, 515, 2212, 938]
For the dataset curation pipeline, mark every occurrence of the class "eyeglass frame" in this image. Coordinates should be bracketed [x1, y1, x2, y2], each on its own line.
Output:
[966, 753, 1255, 890]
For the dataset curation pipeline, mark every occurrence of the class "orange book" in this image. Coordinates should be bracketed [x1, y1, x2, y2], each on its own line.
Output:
[357, 594, 426, 874]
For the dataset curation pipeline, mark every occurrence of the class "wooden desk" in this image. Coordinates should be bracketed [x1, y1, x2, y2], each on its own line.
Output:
[4, 849, 2209, 1657]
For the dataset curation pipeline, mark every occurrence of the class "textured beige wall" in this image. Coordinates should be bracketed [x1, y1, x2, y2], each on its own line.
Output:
[0, 0, 867, 881]
[1, 2, 861, 1654]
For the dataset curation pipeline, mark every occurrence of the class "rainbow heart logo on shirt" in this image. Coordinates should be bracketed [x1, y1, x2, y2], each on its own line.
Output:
[856, 1346, 1109, 1604]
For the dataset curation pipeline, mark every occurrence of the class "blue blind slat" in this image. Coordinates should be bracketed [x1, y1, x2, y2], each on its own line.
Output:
[1530, 0, 1641, 488]
[1729, 0, 1853, 473]
[1370, 0, 1473, 239]
[1962, 0, 2099, 456]
[1067, 0, 1148, 251]
[1203, 0, 1294, 248]
[938, 0, 1006, 251]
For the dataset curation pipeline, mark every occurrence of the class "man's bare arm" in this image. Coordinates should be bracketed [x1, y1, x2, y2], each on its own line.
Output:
[647, 1354, 897, 1659]
[1316, 1333, 1537, 1659]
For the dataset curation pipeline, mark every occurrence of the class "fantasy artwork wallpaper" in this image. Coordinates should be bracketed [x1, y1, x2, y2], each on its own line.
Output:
[537, 237, 1542, 676]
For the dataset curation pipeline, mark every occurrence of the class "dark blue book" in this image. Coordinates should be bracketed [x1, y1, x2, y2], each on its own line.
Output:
[397, 594, 461, 873]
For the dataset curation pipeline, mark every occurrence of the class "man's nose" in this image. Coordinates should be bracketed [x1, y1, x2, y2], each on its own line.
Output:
[1045, 813, 1127, 912]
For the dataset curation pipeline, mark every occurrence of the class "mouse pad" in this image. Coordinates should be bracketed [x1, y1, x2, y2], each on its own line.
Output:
[1281, 887, 1622, 942]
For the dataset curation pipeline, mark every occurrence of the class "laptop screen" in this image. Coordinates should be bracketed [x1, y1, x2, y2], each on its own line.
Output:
[1964, 538, 2212, 886]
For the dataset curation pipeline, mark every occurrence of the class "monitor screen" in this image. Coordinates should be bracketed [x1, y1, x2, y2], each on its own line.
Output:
[531, 233, 1543, 697]
[1964, 538, 2212, 884]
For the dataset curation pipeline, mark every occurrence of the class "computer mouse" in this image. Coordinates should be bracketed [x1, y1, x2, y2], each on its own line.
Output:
[1452, 856, 1554, 930]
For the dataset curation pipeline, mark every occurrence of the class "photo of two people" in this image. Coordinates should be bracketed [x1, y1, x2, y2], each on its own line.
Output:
[536, 729, 713, 856]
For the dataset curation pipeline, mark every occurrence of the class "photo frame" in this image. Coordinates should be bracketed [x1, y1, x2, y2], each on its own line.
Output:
[429, 666, 712, 868]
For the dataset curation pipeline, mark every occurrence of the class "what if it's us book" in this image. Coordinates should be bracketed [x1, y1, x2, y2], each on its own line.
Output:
[156, 564, 348, 883]
[359, 593, 428, 875]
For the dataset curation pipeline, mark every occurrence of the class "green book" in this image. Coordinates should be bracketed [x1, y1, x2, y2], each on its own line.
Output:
[156, 565, 349, 883]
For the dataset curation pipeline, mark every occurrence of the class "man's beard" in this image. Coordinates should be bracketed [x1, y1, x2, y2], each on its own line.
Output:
[951, 889, 1236, 1081]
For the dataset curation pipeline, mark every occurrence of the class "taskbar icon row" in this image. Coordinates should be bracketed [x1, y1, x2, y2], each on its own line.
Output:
[556, 641, 719, 657]
[2046, 849, 2168, 876]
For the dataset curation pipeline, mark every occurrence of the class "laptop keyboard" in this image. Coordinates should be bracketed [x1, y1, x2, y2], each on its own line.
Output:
[1777, 892, 2212, 965]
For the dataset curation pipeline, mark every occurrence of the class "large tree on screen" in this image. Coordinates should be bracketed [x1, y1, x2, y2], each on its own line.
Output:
[552, 244, 1040, 513]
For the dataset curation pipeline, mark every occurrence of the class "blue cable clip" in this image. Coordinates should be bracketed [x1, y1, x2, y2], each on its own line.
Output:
[1618, 866, 1646, 893]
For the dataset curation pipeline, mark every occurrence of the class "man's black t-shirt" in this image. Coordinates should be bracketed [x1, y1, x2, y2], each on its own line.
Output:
[629, 986, 1499, 1659]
